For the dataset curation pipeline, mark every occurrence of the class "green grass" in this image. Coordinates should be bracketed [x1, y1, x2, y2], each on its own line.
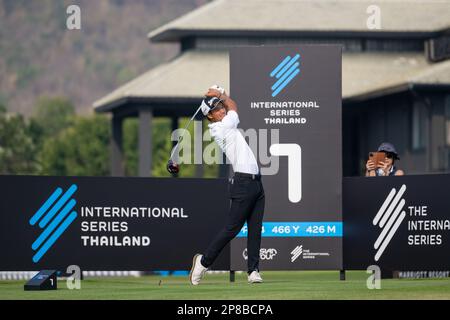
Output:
[1, 271, 450, 300]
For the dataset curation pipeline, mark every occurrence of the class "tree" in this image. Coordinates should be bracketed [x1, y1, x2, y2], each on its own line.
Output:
[0, 107, 38, 174]
[30, 96, 75, 146]
[39, 115, 110, 176]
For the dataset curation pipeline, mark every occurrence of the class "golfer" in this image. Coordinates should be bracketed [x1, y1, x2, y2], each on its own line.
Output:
[189, 85, 265, 285]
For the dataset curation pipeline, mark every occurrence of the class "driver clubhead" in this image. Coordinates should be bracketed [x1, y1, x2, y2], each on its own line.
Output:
[167, 160, 179, 174]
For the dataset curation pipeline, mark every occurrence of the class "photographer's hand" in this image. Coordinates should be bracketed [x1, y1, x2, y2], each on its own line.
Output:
[379, 160, 390, 176]
[365, 159, 376, 177]
[366, 160, 376, 172]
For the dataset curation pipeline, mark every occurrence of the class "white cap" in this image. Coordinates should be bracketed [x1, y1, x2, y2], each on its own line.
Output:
[200, 96, 222, 116]
[200, 85, 226, 116]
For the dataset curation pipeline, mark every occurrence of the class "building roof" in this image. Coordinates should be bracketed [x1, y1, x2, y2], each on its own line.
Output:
[410, 59, 450, 84]
[149, 0, 450, 42]
[343, 52, 450, 101]
[93, 49, 450, 112]
[93, 50, 229, 112]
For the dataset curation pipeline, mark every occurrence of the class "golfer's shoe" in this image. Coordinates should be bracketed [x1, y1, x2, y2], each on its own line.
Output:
[189, 254, 208, 285]
[248, 271, 263, 284]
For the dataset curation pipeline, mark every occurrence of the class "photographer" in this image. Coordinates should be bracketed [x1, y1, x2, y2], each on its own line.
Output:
[365, 142, 405, 177]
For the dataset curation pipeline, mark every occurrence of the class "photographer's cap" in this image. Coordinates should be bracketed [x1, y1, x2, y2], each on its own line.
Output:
[378, 142, 400, 160]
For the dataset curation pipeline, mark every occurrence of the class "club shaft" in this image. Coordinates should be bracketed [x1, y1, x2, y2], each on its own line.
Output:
[169, 105, 202, 160]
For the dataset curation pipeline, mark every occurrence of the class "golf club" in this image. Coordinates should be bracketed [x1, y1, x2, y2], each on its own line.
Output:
[167, 104, 203, 174]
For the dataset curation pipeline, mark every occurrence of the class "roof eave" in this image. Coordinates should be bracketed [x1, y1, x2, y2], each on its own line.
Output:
[94, 96, 202, 114]
[149, 28, 449, 43]
[344, 82, 450, 104]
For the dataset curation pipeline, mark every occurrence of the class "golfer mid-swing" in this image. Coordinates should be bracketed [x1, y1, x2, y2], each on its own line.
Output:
[190, 85, 265, 285]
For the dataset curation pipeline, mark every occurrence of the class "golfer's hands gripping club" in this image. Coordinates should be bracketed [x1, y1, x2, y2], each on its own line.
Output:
[205, 89, 225, 99]
[204, 85, 237, 112]
[205, 84, 225, 98]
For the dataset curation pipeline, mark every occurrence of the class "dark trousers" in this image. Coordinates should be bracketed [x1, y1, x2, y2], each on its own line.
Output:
[202, 173, 265, 273]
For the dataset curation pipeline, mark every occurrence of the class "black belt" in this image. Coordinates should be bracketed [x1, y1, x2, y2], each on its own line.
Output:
[234, 172, 261, 180]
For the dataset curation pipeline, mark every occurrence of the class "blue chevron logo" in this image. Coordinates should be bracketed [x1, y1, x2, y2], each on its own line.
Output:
[270, 53, 301, 97]
[29, 184, 78, 263]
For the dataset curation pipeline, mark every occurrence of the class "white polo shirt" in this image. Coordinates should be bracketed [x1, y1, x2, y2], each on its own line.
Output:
[208, 110, 259, 175]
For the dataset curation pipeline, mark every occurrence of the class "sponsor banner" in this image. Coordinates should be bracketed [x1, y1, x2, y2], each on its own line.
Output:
[0, 175, 230, 271]
[231, 238, 341, 271]
[230, 45, 342, 270]
[343, 175, 450, 270]
[237, 222, 342, 237]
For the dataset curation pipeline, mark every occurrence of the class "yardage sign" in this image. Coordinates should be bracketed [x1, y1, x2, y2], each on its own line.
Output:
[230, 45, 343, 270]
